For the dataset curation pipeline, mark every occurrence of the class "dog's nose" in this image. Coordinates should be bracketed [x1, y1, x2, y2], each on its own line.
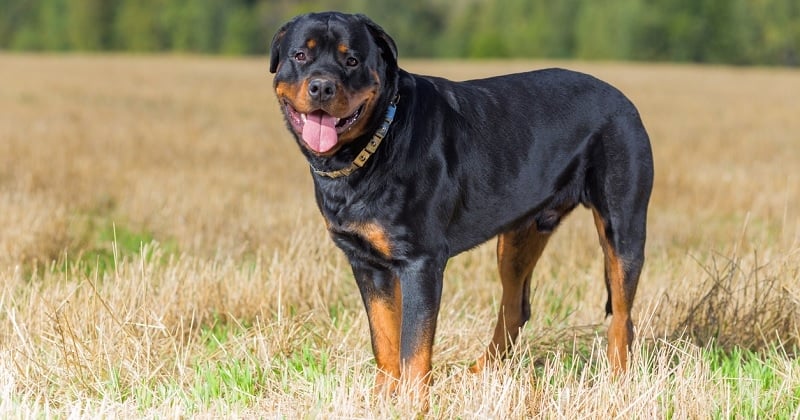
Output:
[308, 78, 336, 102]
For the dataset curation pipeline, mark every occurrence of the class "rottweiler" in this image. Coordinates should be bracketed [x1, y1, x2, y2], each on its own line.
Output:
[269, 11, 654, 401]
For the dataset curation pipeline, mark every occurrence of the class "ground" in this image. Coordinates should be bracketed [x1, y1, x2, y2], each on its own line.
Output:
[0, 54, 798, 417]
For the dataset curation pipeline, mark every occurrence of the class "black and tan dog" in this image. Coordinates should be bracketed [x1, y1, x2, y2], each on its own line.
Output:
[270, 11, 653, 400]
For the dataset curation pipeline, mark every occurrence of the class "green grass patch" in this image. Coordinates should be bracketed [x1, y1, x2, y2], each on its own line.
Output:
[66, 220, 178, 277]
[704, 345, 800, 418]
[189, 359, 265, 410]
[197, 312, 253, 352]
[132, 379, 182, 412]
[271, 342, 332, 395]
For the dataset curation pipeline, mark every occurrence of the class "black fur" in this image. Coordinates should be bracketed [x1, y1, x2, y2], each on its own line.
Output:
[270, 11, 654, 384]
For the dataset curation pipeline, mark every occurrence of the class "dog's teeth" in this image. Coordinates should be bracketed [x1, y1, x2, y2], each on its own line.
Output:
[301, 114, 307, 123]
[335, 118, 341, 124]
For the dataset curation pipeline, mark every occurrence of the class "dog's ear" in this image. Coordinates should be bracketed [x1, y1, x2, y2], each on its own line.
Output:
[354, 14, 398, 68]
[270, 16, 300, 74]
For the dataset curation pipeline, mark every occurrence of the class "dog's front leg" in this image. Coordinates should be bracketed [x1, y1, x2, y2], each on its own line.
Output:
[352, 263, 402, 396]
[398, 256, 445, 409]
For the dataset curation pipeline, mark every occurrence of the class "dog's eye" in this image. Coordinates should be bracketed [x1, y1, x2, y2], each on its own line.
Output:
[345, 57, 359, 67]
[294, 52, 307, 62]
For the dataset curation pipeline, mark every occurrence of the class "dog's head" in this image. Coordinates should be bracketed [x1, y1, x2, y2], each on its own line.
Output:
[270, 12, 398, 157]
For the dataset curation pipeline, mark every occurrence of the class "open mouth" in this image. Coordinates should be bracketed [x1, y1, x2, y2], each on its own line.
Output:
[283, 101, 364, 154]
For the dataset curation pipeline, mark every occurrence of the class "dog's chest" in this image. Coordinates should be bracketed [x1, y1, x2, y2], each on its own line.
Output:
[316, 180, 411, 263]
[325, 216, 395, 263]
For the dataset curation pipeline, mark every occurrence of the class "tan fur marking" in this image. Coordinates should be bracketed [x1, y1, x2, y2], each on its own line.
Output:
[592, 208, 632, 374]
[402, 332, 433, 410]
[367, 280, 401, 395]
[335, 87, 378, 144]
[274, 80, 313, 114]
[403, 346, 432, 384]
[592, 210, 609, 246]
[472, 225, 549, 372]
[338, 44, 349, 53]
[306, 38, 317, 49]
[348, 221, 392, 259]
[606, 244, 631, 373]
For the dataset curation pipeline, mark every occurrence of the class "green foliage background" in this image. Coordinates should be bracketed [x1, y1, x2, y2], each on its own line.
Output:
[1, 0, 798, 65]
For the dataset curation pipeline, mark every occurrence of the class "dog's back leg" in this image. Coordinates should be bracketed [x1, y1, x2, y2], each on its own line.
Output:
[470, 222, 551, 373]
[589, 119, 653, 373]
[592, 207, 645, 373]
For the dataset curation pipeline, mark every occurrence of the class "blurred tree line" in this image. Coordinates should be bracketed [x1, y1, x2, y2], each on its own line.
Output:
[1, 0, 798, 65]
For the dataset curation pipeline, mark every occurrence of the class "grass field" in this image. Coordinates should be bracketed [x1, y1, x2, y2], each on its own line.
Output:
[1, 54, 799, 417]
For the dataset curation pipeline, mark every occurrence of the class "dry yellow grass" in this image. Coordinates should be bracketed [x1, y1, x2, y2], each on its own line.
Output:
[0, 54, 799, 417]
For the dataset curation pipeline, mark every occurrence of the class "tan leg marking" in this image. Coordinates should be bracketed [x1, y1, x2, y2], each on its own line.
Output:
[593, 209, 633, 374]
[401, 331, 434, 412]
[366, 277, 402, 395]
[471, 224, 550, 373]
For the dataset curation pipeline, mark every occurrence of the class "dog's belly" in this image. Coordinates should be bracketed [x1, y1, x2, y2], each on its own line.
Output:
[443, 194, 561, 256]
[440, 145, 590, 256]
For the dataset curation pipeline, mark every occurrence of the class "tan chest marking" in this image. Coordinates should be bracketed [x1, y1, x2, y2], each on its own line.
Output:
[346, 221, 392, 259]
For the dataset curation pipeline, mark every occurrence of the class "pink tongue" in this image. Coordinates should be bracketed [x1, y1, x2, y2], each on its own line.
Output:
[302, 111, 338, 153]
